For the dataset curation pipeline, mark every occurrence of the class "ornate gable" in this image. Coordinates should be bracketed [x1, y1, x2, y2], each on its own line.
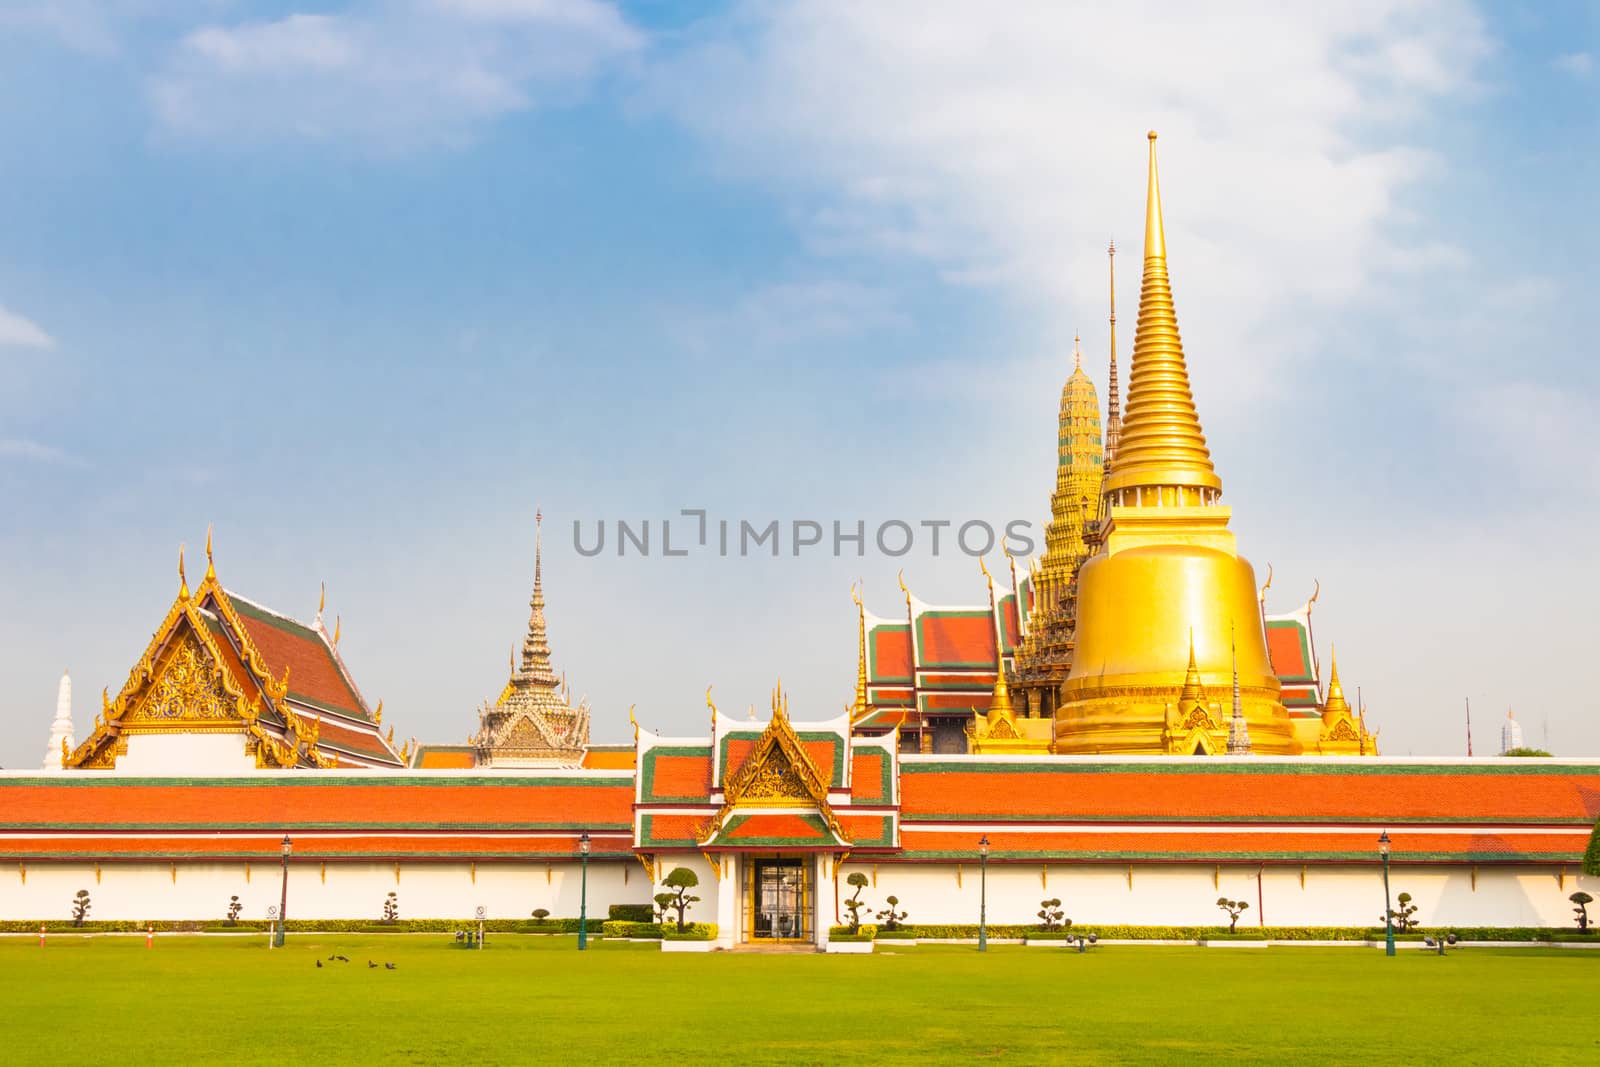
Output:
[65, 541, 336, 771]
[700, 685, 847, 847]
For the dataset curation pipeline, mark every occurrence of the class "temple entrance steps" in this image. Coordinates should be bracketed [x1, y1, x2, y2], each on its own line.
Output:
[728, 942, 819, 954]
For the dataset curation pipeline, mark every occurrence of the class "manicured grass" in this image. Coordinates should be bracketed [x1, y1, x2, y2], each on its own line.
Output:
[2, 934, 1595, 1064]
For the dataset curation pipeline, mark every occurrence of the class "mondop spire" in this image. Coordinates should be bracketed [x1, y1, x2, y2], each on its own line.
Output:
[1101, 131, 1221, 504]
[475, 511, 591, 767]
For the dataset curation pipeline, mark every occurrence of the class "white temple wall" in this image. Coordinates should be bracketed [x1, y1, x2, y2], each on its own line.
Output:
[2, 858, 1593, 929]
[1, 861, 652, 923]
[832, 862, 1598, 931]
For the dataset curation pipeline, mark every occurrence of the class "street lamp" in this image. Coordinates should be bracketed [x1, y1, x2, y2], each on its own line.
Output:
[1378, 831, 1395, 957]
[275, 834, 292, 948]
[577, 831, 591, 951]
[978, 835, 990, 953]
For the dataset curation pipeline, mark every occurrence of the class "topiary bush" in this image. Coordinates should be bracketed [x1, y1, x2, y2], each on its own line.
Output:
[607, 904, 654, 923]
[71, 889, 91, 927]
[1216, 897, 1249, 933]
[843, 872, 871, 933]
[661, 868, 700, 933]
[1571, 891, 1593, 932]
[875, 895, 908, 931]
[1037, 898, 1067, 932]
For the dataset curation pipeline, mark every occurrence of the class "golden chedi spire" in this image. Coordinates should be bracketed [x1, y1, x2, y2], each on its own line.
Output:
[1322, 647, 1351, 720]
[1101, 132, 1221, 504]
[1010, 329, 1104, 717]
[1056, 132, 1297, 755]
[1176, 631, 1206, 709]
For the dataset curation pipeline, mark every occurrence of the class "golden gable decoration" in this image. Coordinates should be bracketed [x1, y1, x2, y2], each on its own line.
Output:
[64, 537, 334, 770]
[699, 682, 847, 846]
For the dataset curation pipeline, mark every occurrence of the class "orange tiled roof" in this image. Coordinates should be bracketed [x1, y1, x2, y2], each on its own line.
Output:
[899, 763, 1600, 824]
[228, 595, 367, 720]
[0, 777, 633, 831]
[583, 748, 637, 770]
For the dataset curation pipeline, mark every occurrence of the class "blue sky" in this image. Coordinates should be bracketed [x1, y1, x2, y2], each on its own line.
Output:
[0, 0, 1595, 767]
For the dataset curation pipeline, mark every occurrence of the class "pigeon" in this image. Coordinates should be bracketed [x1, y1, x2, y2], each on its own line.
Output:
[368, 960, 378, 968]
[316, 960, 323, 968]
[384, 962, 396, 970]
[328, 954, 337, 961]
[334, 955, 350, 962]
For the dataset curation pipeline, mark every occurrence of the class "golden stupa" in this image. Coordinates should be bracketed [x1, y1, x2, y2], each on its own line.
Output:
[1055, 132, 1298, 754]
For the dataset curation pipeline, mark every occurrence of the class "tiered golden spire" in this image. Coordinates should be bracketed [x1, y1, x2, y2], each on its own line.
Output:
[1105, 240, 1121, 468]
[520, 510, 554, 685]
[1101, 132, 1221, 501]
[1322, 647, 1351, 718]
[1177, 631, 1207, 708]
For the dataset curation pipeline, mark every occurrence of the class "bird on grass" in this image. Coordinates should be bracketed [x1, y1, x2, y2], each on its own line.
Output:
[327, 954, 337, 961]
[384, 963, 396, 970]
[315, 960, 322, 969]
[368, 960, 378, 968]
[334, 955, 350, 962]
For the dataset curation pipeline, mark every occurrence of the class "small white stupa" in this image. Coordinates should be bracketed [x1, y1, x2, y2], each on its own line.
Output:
[43, 670, 75, 771]
[1499, 710, 1524, 755]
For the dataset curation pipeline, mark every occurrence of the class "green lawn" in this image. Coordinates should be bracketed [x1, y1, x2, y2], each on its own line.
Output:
[2, 935, 1593, 1065]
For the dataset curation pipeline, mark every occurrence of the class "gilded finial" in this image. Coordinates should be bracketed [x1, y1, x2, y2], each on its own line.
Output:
[978, 555, 993, 591]
[385, 725, 395, 745]
[897, 568, 911, 608]
[333, 615, 341, 645]
[177, 543, 189, 600]
[1307, 579, 1320, 612]
[706, 685, 717, 724]
[204, 525, 215, 581]
[1073, 331, 1082, 369]
[1144, 131, 1164, 260]
[317, 582, 326, 620]
[374, 699, 383, 725]
[852, 582, 871, 719]
[628, 704, 639, 745]
[1259, 563, 1273, 607]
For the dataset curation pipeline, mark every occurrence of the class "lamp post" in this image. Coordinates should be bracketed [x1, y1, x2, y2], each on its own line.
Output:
[978, 835, 989, 953]
[1378, 830, 1394, 957]
[577, 831, 591, 951]
[275, 834, 292, 948]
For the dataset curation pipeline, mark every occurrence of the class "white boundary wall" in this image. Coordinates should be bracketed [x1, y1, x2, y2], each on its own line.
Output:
[826, 862, 1599, 930]
[6, 858, 1593, 931]
[3, 861, 653, 924]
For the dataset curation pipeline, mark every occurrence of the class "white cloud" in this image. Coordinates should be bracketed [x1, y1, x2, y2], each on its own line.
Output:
[150, 0, 643, 149]
[1552, 52, 1593, 79]
[0, 439, 86, 467]
[0, 305, 54, 349]
[643, 1, 1489, 412]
